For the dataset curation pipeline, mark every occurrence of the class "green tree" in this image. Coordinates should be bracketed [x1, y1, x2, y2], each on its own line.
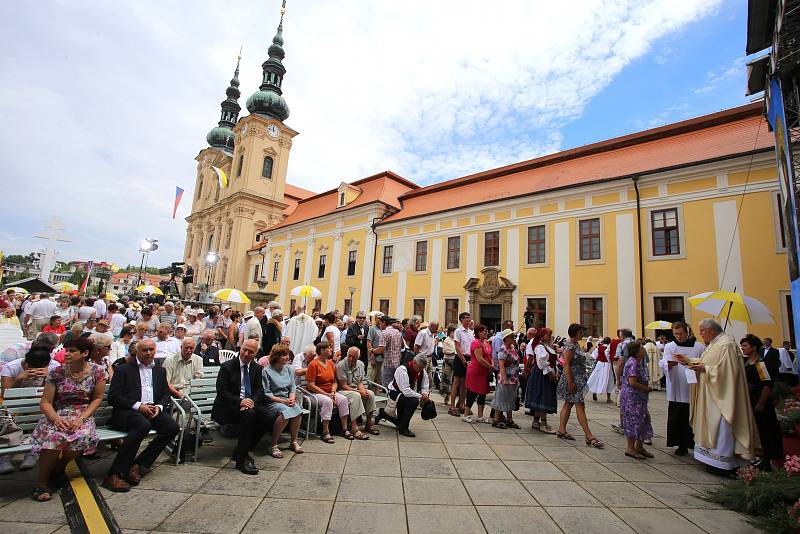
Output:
[68, 269, 87, 286]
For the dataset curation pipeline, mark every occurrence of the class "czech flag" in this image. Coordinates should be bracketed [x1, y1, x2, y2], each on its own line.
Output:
[211, 166, 228, 189]
[173, 186, 184, 219]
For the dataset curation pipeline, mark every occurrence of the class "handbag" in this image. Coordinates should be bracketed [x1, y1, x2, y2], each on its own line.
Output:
[384, 390, 398, 418]
[421, 400, 437, 420]
[0, 408, 23, 448]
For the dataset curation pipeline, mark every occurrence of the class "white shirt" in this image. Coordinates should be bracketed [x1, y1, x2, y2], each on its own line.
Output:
[778, 347, 797, 374]
[245, 316, 262, 344]
[324, 325, 341, 355]
[93, 299, 107, 319]
[77, 305, 96, 322]
[108, 313, 127, 337]
[390, 365, 429, 399]
[132, 360, 162, 411]
[184, 319, 203, 337]
[659, 340, 705, 403]
[454, 325, 474, 357]
[414, 328, 435, 358]
[155, 336, 181, 360]
[1, 358, 60, 387]
[30, 299, 57, 320]
[534, 344, 556, 374]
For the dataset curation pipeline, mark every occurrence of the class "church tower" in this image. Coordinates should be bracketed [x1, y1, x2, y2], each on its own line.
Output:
[183, 4, 298, 297]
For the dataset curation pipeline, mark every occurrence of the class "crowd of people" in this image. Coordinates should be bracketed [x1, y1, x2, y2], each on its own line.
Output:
[0, 287, 798, 502]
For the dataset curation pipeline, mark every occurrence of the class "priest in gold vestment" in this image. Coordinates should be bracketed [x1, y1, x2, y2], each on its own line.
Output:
[679, 319, 759, 475]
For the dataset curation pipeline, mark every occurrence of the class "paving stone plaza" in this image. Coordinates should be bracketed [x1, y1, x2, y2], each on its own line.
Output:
[0, 391, 759, 534]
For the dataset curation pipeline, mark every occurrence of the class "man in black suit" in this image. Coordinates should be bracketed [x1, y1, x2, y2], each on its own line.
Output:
[762, 337, 781, 379]
[195, 329, 221, 366]
[103, 339, 179, 492]
[212, 339, 273, 475]
[345, 311, 369, 368]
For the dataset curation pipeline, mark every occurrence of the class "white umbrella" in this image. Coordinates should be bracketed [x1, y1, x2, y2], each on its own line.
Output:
[688, 291, 774, 325]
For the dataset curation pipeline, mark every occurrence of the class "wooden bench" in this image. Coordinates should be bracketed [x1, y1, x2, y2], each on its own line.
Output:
[0, 386, 187, 466]
[183, 375, 312, 461]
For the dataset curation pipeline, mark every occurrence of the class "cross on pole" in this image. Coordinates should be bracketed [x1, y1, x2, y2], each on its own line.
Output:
[33, 217, 70, 283]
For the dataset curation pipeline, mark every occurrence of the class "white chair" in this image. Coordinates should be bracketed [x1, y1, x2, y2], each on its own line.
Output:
[218, 349, 237, 363]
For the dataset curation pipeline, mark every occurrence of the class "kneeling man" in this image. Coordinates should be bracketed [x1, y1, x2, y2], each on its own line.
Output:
[336, 347, 379, 438]
[376, 354, 431, 437]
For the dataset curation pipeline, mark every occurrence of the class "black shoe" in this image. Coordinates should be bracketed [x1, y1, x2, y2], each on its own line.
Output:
[399, 429, 416, 438]
[236, 457, 259, 475]
[592, 393, 597, 401]
[674, 447, 688, 456]
[374, 409, 384, 425]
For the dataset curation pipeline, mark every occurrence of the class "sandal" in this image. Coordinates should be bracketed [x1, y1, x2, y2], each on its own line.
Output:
[290, 441, 304, 454]
[556, 431, 576, 441]
[343, 430, 355, 440]
[364, 426, 380, 435]
[270, 446, 284, 458]
[586, 437, 605, 449]
[448, 408, 461, 417]
[31, 487, 52, 502]
[506, 421, 521, 429]
[625, 451, 646, 460]
[354, 431, 369, 440]
[321, 433, 335, 444]
[492, 421, 507, 429]
[539, 424, 557, 434]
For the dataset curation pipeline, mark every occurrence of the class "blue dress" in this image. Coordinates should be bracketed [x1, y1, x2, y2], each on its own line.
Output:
[262, 365, 303, 419]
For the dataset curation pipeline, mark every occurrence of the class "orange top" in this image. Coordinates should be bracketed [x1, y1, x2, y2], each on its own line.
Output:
[307, 358, 337, 393]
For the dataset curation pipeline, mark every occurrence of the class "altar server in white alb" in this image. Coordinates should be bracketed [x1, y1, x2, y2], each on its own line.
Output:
[587, 337, 615, 403]
[659, 321, 704, 456]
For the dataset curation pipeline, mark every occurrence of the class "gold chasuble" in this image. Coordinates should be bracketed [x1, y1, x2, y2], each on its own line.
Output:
[690, 333, 759, 460]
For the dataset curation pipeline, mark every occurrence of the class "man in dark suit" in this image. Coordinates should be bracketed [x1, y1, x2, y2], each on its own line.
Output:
[212, 339, 273, 475]
[345, 311, 369, 368]
[195, 329, 221, 366]
[103, 339, 179, 492]
[762, 337, 781, 379]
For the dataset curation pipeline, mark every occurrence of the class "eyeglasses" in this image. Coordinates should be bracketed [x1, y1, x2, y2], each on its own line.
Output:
[356, 316, 366, 319]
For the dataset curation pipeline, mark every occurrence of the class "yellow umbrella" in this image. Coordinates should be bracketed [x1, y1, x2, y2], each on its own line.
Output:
[688, 291, 774, 325]
[6, 287, 28, 294]
[105, 293, 119, 302]
[289, 285, 322, 298]
[135, 284, 164, 295]
[53, 282, 78, 293]
[212, 288, 251, 304]
[644, 320, 672, 330]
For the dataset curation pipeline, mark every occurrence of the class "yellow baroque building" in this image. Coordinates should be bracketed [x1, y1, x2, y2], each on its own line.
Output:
[184, 20, 791, 344]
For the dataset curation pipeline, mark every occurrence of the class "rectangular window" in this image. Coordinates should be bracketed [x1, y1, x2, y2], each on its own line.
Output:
[651, 208, 680, 256]
[379, 299, 390, 316]
[579, 298, 603, 337]
[382, 245, 393, 274]
[527, 225, 546, 264]
[252, 264, 260, 283]
[289, 299, 296, 314]
[343, 298, 352, 317]
[313, 299, 322, 313]
[484, 231, 499, 266]
[272, 261, 279, 282]
[237, 155, 244, 177]
[654, 296, 685, 324]
[415, 241, 428, 271]
[445, 299, 459, 326]
[347, 250, 357, 276]
[293, 258, 301, 281]
[413, 299, 426, 320]
[318, 254, 326, 278]
[447, 237, 461, 269]
[579, 218, 601, 260]
[525, 298, 547, 328]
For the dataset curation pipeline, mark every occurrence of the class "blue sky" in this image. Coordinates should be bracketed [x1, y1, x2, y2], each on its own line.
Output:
[0, 0, 754, 267]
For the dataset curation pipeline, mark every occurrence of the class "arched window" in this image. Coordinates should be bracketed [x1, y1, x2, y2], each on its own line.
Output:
[237, 155, 244, 177]
[262, 156, 273, 179]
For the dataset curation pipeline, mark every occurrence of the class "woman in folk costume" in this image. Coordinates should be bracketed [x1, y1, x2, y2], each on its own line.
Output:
[659, 321, 704, 456]
[523, 327, 559, 433]
[587, 336, 615, 403]
[676, 319, 758, 476]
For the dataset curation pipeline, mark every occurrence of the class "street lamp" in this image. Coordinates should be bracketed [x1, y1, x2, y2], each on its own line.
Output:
[136, 238, 159, 287]
[204, 251, 219, 292]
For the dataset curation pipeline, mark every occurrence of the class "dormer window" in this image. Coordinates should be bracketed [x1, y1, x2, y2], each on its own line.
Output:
[337, 182, 362, 208]
[339, 192, 346, 206]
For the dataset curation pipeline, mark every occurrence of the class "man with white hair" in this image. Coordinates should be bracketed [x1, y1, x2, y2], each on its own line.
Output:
[154, 323, 180, 363]
[375, 354, 431, 437]
[184, 310, 203, 337]
[414, 321, 438, 390]
[292, 344, 316, 383]
[337, 347, 379, 437]
[164, 337, 202, 397]
[677, 318, 758, 476]
[267, 301, 280, 319]
[194, 329, 221, 366]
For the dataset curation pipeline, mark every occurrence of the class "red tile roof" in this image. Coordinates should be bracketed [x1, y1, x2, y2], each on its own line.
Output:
[284, 183, 315, 200]
[383, 103, 772, 223]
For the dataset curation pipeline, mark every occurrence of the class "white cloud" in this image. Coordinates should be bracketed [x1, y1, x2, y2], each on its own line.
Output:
[0, 0, 721, 265]
[694, 57, 745, 94]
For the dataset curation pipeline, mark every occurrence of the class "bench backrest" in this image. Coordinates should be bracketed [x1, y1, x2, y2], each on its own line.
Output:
[202, 366, 220, 377]
[2, 385, 115, 432]
[188, 377, 217, 415]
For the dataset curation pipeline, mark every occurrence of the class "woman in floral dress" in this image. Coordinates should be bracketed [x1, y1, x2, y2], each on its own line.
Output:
[557, 323, 604, 448]
[491, 329, 521, 429]
[31, 337, 106, 501]
[619, 341, 654, 459]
